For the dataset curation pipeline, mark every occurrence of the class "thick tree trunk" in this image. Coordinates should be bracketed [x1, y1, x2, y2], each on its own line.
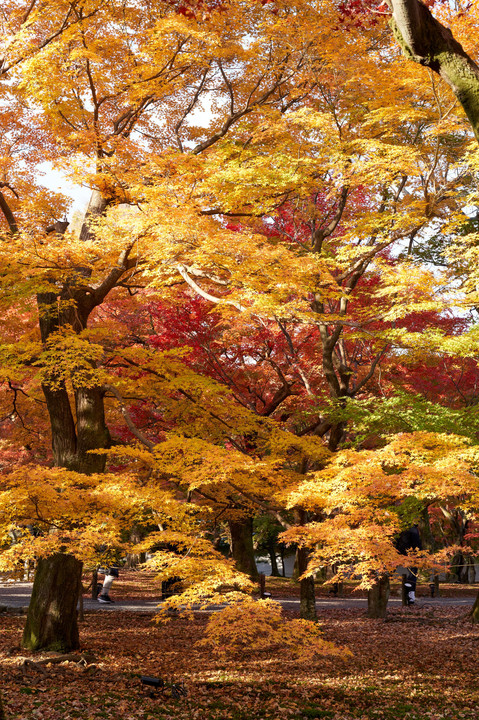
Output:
[41, 383, 78, 468]
[229, 518, 259, 580]
[26, 191, 125, 649]
[74, 386, 110, 473]
[367, 575, 390, 618]
[297, 546, 317, 621]
[388, 0, 479, 140]
[22, 553, 83, 652]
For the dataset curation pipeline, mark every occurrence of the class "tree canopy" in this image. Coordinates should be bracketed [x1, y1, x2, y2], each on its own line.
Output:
[1, 0, 479, 652]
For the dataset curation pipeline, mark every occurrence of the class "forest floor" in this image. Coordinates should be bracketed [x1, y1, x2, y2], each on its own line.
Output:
[1, 574, 478, 720]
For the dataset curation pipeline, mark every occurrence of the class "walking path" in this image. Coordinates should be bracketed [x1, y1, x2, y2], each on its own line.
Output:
[0, 582, 474, 612]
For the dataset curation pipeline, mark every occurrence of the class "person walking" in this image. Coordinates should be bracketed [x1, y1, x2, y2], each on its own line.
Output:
[395, 525, 422, 606]
[97, 567, 119, 604]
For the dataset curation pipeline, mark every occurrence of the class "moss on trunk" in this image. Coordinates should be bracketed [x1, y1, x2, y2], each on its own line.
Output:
[22, 553, 83, 652]
[390, 0, 479, 140]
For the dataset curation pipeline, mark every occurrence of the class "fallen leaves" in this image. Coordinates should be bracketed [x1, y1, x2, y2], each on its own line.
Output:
[1, 582, 479, 720]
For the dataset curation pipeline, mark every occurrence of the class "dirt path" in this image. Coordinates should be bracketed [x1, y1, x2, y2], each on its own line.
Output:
[0, 581, 475, 612]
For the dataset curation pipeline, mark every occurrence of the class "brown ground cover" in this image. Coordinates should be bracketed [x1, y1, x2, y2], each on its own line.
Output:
[1, 576, 478, 720]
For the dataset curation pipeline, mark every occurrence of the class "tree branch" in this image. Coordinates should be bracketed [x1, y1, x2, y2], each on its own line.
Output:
[103, 384, 155, 450]
[387, 0, 479, 140]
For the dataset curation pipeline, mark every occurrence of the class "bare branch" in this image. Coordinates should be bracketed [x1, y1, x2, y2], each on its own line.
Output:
[103, 384, 155, 450]
[176, 263, 245, 311]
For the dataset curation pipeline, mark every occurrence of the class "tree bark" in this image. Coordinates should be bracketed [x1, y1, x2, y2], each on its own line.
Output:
[22, 553, 83, 652]
[296, 546, 317, 621]
[470, 590, 479, 624]
[388, 0, 479, 140]
[26, 188, 130, 647]
[229, 518, 259, 580]
[74, 386, 110, 473]
[367, 575, 390, 618]
[268, 544, 280, 577]
[91, 569, 99, 600]
[37, 189, 113, 473]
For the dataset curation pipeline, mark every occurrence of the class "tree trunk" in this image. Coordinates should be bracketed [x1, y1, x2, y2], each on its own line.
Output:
[470, 591, 479, 624]
[268, 544, 280, 577]
[78, 585, 84, 623]
[0, 692, 5, 720]
[367, 575, 390, 619]
[91, 569, 99, 600]
[25, 190, 125, 649]
[297, 546, 317, 621]
[388, 0, 479, 140]
[229, 518, 259, 580]
[22, 553, 83, 652]
[41, 381, 78, 469]
[74, 386, 110, 473]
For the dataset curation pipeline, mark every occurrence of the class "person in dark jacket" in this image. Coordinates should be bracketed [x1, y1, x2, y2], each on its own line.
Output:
[395, 525, 422, 606]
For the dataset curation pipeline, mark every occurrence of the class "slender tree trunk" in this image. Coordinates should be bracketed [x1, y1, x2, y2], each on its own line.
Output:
[22, 553, 83, 652]
[367, 575, 390, 619]
[125, 527, 146, 568]
[91, 570, 99, 600]
[470, 591, 479, 624]
[78, 585, 84, 623]
[268, 544, 280, 577]
[280, 546, 286, 577]
[296, 546, 317, 621]
[229, 518, 259, 580]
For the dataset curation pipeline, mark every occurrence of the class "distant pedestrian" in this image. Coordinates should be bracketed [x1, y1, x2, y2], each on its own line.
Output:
[395, 525, 422, 606]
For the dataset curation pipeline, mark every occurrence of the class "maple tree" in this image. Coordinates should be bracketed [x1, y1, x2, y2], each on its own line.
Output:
[1, 0, 479, 660]
[1, 0, 329, 648]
